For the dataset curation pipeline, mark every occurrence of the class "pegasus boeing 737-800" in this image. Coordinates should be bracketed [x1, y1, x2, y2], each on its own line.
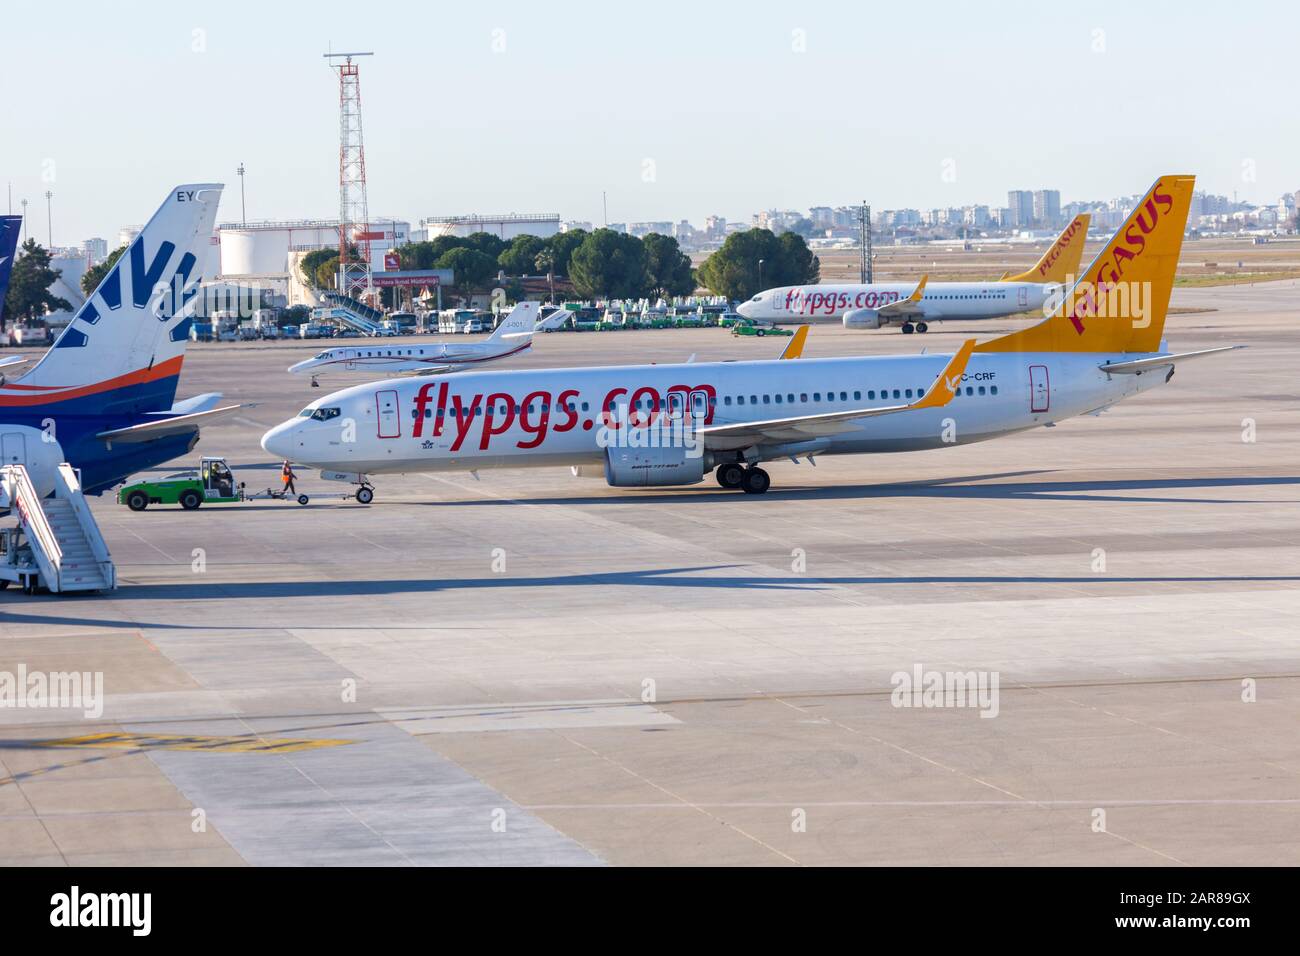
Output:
[736, 214, 1091, 333]
[263, 177, 1232, 499]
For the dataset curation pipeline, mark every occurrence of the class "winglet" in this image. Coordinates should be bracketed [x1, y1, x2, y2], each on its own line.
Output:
[779, 325, 810, 359]
[908, 274, 929, 303]
[912, 338, 975, 409]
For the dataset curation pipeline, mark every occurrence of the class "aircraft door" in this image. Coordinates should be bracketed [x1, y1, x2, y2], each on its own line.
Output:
[1029, 365, 1050, 413]
[1018, 286, 1029, 308]
[343, 348, 357, 370]
[1, 433, 26, 467]
[376, 389, 401, 439]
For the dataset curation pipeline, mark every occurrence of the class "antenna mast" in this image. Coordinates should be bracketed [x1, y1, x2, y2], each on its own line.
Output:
[324, 51, 375, 302]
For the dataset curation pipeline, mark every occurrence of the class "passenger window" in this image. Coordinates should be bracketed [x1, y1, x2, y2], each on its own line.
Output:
[737, 396, 745, 405]
[990, 385, 998, 395]
[775, 395, 783, 404]
[724, 396, 732, 406]
[853, 391, 861, 400]
[978, 386, 986, 395]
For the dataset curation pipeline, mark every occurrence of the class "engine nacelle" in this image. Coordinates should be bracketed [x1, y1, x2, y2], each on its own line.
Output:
[603, 445, 705, 487]
[843, 308, 884, 330]
[0, 425, 67, 497]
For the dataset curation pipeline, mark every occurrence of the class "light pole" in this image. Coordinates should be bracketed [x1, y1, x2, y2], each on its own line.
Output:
[45, 191, 53, 248]
[237, 163, 246, 225]
[19, 199, 27, 243]
[757, 258, 765, 291]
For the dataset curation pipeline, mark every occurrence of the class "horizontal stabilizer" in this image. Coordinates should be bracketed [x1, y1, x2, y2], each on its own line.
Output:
[96, 404, 247, 443]
[1099, 346, 1242, 375]
[165, 392, 225, 415]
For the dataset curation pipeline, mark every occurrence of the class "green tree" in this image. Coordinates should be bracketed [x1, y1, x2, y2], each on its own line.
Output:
[567, 229, 648, 300]
[3, 240, 72, 328]
[435, 247, 497, 291]
[497, 235, 546, 275]
[641, 233, 697, 299]
[696, 228, 819, 301]
[461, 232, 507, 260]
[313, 255, 341, 290]
[300, 248, 337, 289]
[81, 244, 128, 296]
[540, 229, 586, 276]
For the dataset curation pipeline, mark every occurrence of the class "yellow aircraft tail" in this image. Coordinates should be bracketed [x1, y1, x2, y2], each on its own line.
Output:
[1000, 213, 1091, 284]
[977, 175, 1194, 355]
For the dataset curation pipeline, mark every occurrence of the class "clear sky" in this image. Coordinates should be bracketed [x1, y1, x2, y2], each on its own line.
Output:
[4, 0, 1296, 243]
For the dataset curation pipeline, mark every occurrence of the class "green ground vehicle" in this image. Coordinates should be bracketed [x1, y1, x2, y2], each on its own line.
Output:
[730, 318, 794, 337]
[117, 457, 309, 510]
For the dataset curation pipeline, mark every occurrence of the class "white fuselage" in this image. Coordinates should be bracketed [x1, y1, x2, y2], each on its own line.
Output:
[262, 351, 1166, 479]
[288, 338, 532, 378]
[737, 282, 1057, 323]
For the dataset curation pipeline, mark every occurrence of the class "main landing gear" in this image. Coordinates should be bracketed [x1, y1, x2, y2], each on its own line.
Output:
[901, 321, 929, 334]
[715, 462, 771, 495]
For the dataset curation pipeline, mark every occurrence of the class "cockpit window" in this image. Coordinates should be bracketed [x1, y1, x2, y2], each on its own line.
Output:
[315, 351, 331, 360]
[299, 407, 341, 421]
[751, 295, 762, 301]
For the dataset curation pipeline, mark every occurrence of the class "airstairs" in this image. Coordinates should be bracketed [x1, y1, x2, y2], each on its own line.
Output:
[314, 292, 387, 335]
[0, 463, 115, 594]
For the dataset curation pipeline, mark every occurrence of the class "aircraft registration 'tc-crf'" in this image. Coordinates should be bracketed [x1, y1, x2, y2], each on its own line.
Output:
[736, 214, 1091, 333]
[263, 176, 1235, 497]
[287, 301, 540, 386]
[0, 184, 242, 497]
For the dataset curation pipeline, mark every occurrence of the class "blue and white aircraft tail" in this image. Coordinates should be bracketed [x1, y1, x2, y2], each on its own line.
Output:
[0, 184, 237, 496]
[0, 215, 21, 329]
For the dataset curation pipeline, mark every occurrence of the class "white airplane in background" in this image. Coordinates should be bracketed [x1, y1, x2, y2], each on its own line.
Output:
[263, 177, 1235, 498]
[289, 301, 540, 387]
[737, 214, 1090, 334]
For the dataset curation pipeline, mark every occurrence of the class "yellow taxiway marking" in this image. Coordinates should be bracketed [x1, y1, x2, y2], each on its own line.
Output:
[33, 732, 355, 754]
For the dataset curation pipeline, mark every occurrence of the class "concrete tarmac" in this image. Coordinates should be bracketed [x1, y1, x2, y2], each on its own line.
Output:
[2, 280, 1298, 865]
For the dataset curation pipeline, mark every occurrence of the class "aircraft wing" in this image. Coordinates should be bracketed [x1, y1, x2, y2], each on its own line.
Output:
[166, 392, 225, 415]
[410, 365, 455, 376]
[696, 339, 974, 448]
[96, 404, 248, 443]
[875, 275, 929, 320]
[779, 325, 810, 359]
[0, 356, 30, 370]
[1098, 346, 1242, 375]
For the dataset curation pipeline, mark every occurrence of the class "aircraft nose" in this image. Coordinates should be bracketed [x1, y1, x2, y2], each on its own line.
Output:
[736, 301, 753, 318]
[261, 420, 296, 459]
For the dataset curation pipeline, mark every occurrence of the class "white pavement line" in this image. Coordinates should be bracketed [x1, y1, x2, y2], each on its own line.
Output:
[555, 731, 802, 866]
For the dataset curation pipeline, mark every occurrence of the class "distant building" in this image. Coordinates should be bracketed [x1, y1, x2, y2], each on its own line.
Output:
[421, 213, 560, 240]
[117, 225, 141, 249]
[1006, 191, 1034, 228]
[1032, 189, 1061, 227]
[83, 237, 109, 262]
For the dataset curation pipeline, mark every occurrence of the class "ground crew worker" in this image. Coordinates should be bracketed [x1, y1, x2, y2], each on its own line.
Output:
[281, 460, 297, 496]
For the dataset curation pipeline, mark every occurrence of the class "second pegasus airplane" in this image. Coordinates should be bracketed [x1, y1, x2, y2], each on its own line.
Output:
[264, 175, 1233, 497]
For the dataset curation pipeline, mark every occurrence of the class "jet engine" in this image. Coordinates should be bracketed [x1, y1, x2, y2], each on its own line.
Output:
[603, 445, 706, 487]
[843, 308, 885, 330]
